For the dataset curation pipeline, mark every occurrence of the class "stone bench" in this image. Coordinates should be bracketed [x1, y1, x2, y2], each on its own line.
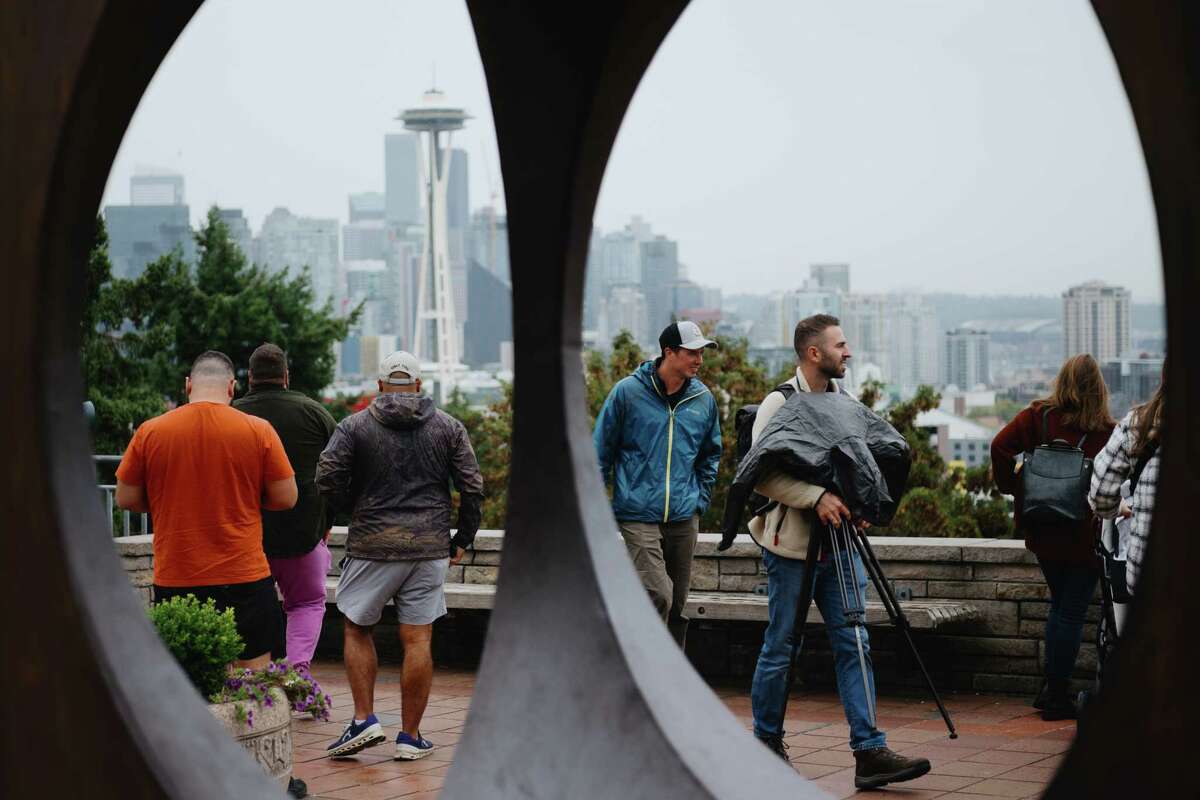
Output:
[321, 578, 976, 629]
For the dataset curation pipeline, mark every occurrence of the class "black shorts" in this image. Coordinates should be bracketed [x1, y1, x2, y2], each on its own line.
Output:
[153, 576, 283, 661]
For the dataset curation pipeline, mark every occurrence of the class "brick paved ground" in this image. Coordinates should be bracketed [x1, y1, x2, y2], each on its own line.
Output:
[295, 661, 1069, 799]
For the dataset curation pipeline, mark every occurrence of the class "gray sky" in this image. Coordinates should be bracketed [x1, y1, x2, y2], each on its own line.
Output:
[104, 0, 1164, 301]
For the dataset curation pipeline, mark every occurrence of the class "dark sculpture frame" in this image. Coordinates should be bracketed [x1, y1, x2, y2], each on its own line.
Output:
[1, 1, 1195, 796]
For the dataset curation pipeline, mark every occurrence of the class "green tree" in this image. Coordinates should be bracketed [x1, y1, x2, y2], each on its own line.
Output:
[82, 207, 360, 453]
[444, 385, 513, 529]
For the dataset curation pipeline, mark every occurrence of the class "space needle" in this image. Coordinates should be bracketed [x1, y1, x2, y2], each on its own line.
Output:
[398, 88, 472, 401]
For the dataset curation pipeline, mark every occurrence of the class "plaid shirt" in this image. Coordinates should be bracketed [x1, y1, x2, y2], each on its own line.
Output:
[1089, 410, 1159, 591]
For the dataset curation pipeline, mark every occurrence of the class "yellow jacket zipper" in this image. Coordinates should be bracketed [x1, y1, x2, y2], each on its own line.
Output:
[655, 380, 706, 523]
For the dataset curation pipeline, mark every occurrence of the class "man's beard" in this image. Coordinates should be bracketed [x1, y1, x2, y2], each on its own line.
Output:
[819, 355, 846, 379]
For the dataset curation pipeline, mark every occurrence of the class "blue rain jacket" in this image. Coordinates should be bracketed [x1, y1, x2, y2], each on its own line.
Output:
[593, 360, 723, 523]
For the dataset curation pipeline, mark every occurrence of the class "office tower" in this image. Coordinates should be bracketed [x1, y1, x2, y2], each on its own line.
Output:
[767, 287, 843, 348]
[255, 207, 340, 307]
[400, 88, 471, 388]
[468, 207, 509, 282]
[103, 204, 194, 279]
[342, 220, 388, 261]
[641, 235, 679, 335]
[464, 260, 513, 366]
[810, 263, 850, 293]
[598, 229, 641, 286]
[888, 295, 940, 392]
[943, 329, 991, 389]
[344, 259, 391, 335]
[599, 286, 647, 349]
[384, 133, 421, 227]
[130, 169, 185, 206]
[1101, 355, 1165, 416]
[670, 280, 706, 316]
[1063, 280, 1132, 362]
[840, 294, 889, 370]
[348, 192, 386, 223]
[216, 208, 253, 261]
[387, 238, 422, 351]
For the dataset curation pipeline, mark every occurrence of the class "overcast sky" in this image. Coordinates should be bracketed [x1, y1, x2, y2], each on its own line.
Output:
[104, 0, 1164, 301]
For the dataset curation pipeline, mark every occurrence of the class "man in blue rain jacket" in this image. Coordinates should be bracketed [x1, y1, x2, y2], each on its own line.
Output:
[593, 320, 723, 648]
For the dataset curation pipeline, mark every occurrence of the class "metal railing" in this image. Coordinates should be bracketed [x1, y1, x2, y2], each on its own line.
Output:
[94, 455, 150, 537]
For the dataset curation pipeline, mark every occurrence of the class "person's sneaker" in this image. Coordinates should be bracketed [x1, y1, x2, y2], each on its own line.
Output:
[395, 731, 435, 761]
[854, 747, 931, 789]
[756, 734, 790, 762]
[1042, 679, 1078, 721]
[326, 714, 386, 758]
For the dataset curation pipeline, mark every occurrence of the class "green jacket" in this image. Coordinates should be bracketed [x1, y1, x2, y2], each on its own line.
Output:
[234, 385, 337, 558]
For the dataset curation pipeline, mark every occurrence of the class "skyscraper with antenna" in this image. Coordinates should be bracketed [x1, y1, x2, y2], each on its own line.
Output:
[398, 87, 471, 397]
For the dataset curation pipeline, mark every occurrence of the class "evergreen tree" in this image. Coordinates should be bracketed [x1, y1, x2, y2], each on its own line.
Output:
[82, 207, 359, 453]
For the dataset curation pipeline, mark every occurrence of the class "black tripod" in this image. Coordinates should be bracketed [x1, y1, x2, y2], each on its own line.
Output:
[779, 520, 957, 738]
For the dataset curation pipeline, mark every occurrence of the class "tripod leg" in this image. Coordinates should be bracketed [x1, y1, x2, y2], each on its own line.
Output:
[829, 522, 876, 730]
[851, 528, 958, 739]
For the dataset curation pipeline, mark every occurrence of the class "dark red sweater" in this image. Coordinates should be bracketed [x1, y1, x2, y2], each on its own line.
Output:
[990, 404, 1114, 566]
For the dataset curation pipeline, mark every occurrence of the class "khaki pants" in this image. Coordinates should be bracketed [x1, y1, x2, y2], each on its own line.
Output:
[618, 515, 699, 648]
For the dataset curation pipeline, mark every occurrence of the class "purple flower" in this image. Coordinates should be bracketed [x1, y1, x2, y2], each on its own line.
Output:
[263, 694, 274, 707]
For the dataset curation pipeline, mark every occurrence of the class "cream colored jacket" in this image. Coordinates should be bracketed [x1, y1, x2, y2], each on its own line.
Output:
[747, 368, 841, 559]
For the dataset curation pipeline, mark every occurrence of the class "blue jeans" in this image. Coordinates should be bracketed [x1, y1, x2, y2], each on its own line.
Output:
[1037, 558, 1100, 682]
[751, 548, 887, 751]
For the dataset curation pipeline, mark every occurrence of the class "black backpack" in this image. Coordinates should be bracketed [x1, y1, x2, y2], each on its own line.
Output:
[734, 383, 796, 515]
[1020, 408, 1093, 526]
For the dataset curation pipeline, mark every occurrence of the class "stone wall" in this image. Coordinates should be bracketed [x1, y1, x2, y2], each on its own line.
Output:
[116, 530, 1103, 695]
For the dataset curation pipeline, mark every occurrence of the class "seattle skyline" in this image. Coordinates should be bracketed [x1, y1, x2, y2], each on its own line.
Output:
[103, 0, 1164, 302]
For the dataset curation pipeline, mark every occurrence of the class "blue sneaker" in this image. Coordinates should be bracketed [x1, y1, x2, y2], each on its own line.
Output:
[394, 731, 434, 761]
[326, 714, 386, 758]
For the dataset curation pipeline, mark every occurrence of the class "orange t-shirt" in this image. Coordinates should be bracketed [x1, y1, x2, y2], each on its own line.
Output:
[116, 401, 295, 587]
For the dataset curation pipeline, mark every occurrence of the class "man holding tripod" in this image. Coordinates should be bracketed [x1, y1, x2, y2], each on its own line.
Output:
[747, 314, 930, 789]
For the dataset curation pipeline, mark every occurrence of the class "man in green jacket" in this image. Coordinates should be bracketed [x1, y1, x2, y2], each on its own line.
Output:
[234, 343, 337, 671]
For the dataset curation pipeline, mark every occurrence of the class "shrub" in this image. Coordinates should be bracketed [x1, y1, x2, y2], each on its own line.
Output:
[148, 595, 244, 698]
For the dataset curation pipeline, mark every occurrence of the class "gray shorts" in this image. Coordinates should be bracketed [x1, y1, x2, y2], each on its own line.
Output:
[336, 556, 449, 626]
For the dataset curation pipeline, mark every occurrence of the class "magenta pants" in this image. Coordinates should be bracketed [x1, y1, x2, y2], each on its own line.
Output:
[268, 539, 332, 669]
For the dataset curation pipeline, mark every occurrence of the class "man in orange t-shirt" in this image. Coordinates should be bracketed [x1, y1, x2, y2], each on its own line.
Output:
[116, 350, 298, 668]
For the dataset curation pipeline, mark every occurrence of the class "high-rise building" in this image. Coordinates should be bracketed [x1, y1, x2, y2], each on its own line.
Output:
[464, 260, 513, 366]
[943, 329, 991, 389]
[384, 133, 421, 227]
[216, 208, 253, 261]
[1101, 355, 1164, 417]
[810, 263, 850, 293]
[1063, 281, 1131, 362]
[342, 220, 388, 261]
[766, 288, 842, 348]
[669, 279, 706, 317]
[599, 286, 647, 349]
[467, 207, 509, 282]
[255, 207, 340, 307]
[130, 170, 185, 206]
[344, 259, 391, 335]
[641, 235, 679, 336]
[103, 204, 194, 279]
[348, 192, 386, 223]
[889, 296, 940, 392]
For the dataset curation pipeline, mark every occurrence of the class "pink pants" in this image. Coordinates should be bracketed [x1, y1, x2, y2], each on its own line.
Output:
[268, 539, 332, 670]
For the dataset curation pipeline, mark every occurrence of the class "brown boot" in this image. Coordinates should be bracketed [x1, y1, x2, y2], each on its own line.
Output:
[854, 747, 931, 789]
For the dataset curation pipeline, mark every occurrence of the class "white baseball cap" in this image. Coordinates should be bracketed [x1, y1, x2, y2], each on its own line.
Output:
[379, 350, 422, 384]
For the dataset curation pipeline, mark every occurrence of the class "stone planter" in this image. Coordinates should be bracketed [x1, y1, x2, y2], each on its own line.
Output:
[208, 687, 293, 788]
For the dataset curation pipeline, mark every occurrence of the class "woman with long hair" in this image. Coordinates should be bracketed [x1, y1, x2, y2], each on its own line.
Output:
[991, 354, 1116, 720]
[1090, 363, 1165, 596]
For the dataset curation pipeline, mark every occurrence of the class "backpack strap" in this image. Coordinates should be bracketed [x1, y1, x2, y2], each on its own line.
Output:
[774, 382, 796, 400]
[1041, 406, 1051, 445]
[1130, 438, 1160, 492]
